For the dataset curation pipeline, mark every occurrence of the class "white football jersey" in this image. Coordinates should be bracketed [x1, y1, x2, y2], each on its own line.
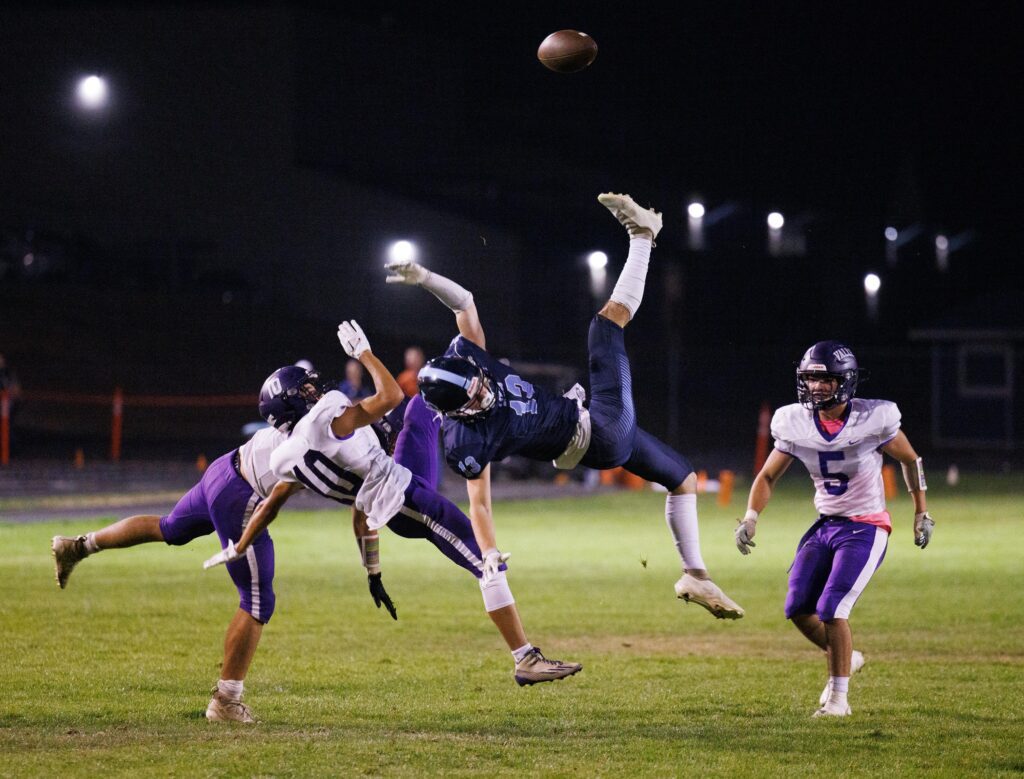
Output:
[237, 426, 288, 499]
[772, 398, 901, 517]
[270, 390, 412, 529]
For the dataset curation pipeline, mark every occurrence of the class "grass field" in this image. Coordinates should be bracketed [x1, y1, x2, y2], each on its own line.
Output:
[2, 475, 1022, 777]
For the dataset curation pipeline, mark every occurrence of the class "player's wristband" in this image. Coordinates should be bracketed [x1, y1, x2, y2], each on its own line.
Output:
[358, 534, 381, 575]
[743, 509, 759, 523]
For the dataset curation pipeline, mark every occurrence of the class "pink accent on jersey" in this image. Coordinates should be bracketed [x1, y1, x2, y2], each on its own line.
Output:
[818, 414, 847, 436]
[850, 510, 892, 533]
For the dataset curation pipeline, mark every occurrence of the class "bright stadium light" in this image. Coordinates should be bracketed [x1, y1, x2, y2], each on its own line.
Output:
[885, 226, 898, 242]
[935, 235, 949, 251]
[687, 202, 705, 220]
[587, 251, 608, 270]
[767, 212, 785, 230]
[76, 75, 109, 110]
[388, 240, 417, 264]
[864, 273, 881, 295]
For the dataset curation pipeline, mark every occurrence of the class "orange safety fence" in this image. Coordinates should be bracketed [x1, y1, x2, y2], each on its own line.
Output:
[1, 388, 255, 464]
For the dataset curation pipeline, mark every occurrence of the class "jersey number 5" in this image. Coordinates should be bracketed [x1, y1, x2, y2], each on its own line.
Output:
[818, 452, 850, 496]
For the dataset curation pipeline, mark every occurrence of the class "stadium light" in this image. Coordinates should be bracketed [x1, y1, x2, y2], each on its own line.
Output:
[387, 240, 417, 264]
[935, 234, 950, 272]
[76, 75, 109, 110]
[587, 251, 608, 270]
[885, 226, 898, 242]
[767, 212, 785, 230]
[687, 201, 706, 250]
[687, 202, 705, 220]
[864, 273, 881, 295]
[935, 235, 949, 251]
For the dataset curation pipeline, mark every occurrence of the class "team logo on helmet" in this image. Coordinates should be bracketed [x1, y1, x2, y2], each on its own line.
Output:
[258, 365, 323, 432]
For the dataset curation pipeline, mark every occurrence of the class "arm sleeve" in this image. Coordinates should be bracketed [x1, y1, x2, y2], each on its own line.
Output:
[770, 409, 796, 455]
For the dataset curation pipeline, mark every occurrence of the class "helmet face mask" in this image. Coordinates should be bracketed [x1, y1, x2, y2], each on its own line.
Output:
[796, 341, 860, 410]
[418, 357, 496, 421]
[258, 366, 325, 432]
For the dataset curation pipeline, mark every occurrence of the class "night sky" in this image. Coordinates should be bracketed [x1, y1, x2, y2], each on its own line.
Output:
[0, 2, 1019, 455]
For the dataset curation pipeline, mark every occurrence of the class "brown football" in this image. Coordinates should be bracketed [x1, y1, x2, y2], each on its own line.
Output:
[537, 30, 598, 73]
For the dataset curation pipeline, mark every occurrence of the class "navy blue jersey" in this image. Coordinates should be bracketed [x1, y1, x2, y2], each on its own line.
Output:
[441, 336, 579, 479]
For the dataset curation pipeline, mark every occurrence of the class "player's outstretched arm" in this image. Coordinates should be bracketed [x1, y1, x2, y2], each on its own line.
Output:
[736, 449, 793, 554]
[882, 432, 935, 548]
[204, 480, 302, 568]
[353, 508, 397, 620]
[466, 465, 509, 582]
[384, 260, 486, 348]
[332, 320, 405, 437]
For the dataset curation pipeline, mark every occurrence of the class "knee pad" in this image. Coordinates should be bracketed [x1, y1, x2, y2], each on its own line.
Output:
[479, 570, 515, 612]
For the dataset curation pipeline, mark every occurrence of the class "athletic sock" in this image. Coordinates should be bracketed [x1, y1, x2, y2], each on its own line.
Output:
[83, 532, 100, 555]
[609, 236, 652, 318]
[830, 676, 849, 694]
[665, 494, 706, 572]
[511, 643, 534, 664]
[217, 679, 244, 701]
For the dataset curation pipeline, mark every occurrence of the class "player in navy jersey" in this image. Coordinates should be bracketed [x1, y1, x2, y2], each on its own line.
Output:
[734, 340, 935, 717]
[206, 320, 581, 687]
[385, 192, 743, 620]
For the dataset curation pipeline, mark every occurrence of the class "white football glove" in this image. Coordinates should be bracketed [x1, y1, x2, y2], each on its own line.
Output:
[203, 539, 240, 569]
[481, 548, 511, 585]
[913, 511, 935, 549]
[384, 260, 428, 286]
[735, 517, 758, 555]
[337, 320, 371, 359]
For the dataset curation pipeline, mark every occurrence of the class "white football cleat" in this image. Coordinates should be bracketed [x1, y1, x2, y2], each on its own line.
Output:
[52, 535, 89, 589]
[813, 699, 852, 718]
[674, 574, 744, 619]
[513, 648, 582, 687]
[598, 193, 663, 240]
[205, 689, 256, 723]
[819, 650, 866, 706]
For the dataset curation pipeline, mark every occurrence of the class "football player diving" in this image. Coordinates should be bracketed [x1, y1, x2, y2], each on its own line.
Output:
[205, 320, 581, 690]
[384, 192, 744, 620]
[734, 340, 936, 717]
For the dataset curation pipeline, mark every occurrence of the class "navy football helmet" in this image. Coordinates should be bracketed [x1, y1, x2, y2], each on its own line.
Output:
[417, 356, 496, 420]
[258, 365, 324, 432]
[796, 341, 861, 410]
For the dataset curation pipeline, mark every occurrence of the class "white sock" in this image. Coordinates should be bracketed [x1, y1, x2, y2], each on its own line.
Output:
[665, 494, 706, 571]
[830, 676, 849, 694]
[511, 643, 534, 664]
[83, 532, 101, 554]
[217, 679, 244, 700]
[609, 236, 653, 318]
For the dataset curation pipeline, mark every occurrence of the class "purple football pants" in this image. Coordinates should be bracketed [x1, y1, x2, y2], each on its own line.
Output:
[159, 451, 275, 623]
[388, 395, 493, 578]
[785, 517, 888, 622]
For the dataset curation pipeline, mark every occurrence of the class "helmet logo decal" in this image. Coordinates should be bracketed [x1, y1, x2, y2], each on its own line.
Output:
[832, 347, 854, 361]
[267, 377, 283, 396]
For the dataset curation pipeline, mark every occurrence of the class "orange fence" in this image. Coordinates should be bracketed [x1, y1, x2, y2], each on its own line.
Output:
[0, 388, 254, 464]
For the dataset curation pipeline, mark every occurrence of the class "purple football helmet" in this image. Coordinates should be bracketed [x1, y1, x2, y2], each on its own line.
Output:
[796, 340, 861, 410]
[258, 365, 323, 432]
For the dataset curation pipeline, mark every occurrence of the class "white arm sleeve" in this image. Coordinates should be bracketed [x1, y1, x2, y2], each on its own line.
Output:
[420, 270, 474, 313]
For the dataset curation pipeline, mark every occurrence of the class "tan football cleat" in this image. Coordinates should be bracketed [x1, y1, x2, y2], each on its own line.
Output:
[674, 574, 745, 619]
[513, 648, 582, 687]
[820, 650, 866, 706]
[598, 192, 663, 240]
[813, 700, 852, 718]
[51, 535, 89, 589]
[205, 689, 256, 723]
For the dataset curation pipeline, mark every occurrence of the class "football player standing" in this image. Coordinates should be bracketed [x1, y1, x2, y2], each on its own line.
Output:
[734, 341, 935, 717]
[385, 193, 744, 620]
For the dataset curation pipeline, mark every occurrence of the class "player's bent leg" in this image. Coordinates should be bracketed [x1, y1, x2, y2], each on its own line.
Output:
[580, 315, 638, 470]
[393, 394, 441, 489]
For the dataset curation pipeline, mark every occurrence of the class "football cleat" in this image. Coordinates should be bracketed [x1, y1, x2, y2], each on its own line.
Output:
[813, 699, 852, 718]
[598, 193, 663, 240]
[513, 648, 582, 687]
[51, 535, 89, 589]
[205, 689, 256, 723]
[674, 574, 745, 619]
[819, 650, 865, 706]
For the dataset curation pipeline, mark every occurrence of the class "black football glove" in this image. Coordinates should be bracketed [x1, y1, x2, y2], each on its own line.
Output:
[367, 573, 397, 620]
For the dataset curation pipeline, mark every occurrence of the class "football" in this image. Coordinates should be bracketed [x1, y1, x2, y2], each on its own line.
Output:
[537, 30, 598, 73]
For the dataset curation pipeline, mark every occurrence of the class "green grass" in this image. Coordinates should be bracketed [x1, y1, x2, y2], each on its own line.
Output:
[2, 475, 1023, 777]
